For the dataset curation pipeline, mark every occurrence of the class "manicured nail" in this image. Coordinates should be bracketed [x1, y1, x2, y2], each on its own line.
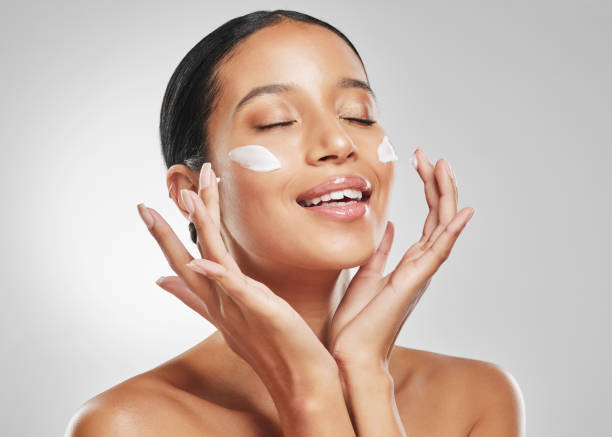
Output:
[137, 203, 154, 229]
[180, 189, 195, 216]
[410, 151, 418, 170]
[200, 162, 211, 192]
[155, 276, 166, 286]
[467, 208, 476, 220]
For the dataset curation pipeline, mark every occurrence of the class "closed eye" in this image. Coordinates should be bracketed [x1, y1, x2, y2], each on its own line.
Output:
[255, 117, 377, 131]
[342, 117, 377, 126]
[256, 121, 296, 130]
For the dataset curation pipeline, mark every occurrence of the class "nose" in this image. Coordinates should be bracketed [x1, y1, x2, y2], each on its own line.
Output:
[305, 112, 358, 165]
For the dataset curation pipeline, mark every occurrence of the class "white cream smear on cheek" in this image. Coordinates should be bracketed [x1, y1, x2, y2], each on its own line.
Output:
[227, 144, 282, 172]
[377, 135, 398, 163]
[223, 138, 394, 177]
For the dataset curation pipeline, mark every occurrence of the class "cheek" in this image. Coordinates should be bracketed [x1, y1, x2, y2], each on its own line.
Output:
[221, 143, 287, 251]
[218, 157, 292, 260]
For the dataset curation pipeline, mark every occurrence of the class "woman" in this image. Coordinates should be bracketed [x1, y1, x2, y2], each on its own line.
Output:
[67, 9, 524, 437]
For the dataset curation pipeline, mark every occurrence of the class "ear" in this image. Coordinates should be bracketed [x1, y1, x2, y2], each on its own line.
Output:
[167, 164, 199, 221]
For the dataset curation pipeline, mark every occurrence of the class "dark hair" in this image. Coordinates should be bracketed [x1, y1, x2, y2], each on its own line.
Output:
[159, 9, 367, 244]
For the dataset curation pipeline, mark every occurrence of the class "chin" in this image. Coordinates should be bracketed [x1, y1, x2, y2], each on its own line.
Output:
[288, 227, 379, 270]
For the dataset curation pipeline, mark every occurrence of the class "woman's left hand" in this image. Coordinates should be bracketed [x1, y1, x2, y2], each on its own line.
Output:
[327, 149, 475, 372]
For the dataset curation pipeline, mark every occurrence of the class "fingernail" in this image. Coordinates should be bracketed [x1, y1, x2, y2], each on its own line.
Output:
[137, 203, 154, 229]
[468, 208, 476, 220]
[180, 189, 195, 217]
[155, 276, 166, 286]
[200, 162, 211, 191]
[410, 151, 418, 170]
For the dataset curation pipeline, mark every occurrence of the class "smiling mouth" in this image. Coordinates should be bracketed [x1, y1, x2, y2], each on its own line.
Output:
[296, 191, 371, 208]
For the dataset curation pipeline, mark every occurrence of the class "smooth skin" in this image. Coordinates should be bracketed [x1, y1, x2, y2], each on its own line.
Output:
[66, 20, 525, 436]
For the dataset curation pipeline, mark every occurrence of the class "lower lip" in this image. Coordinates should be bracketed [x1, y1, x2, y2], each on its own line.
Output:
[299, 199, 369, 221]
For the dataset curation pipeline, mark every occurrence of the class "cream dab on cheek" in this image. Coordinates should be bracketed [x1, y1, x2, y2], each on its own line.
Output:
[227, 144, 282, 172]
[377, 135, 398, 163]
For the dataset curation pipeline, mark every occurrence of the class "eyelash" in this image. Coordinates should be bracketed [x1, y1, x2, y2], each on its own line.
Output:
[256, 118, 377, 130]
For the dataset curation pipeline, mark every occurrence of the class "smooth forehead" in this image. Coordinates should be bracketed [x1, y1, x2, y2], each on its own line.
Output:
[215, 20, 368, 110]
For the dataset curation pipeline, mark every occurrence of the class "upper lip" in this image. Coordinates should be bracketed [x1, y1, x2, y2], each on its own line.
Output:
[296, 174, 372, 203]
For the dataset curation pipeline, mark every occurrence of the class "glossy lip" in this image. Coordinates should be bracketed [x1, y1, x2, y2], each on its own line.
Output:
[295, 174, 372, 203]
[300, 197, 370, 221]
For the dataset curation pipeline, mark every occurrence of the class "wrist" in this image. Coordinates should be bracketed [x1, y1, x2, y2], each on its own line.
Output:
[336, 357, 391, 378]
[270, 368, 356, 437]
[337, 364, 406, 437]
[337, 360, 395, 395]
[262, 358, 343, 409]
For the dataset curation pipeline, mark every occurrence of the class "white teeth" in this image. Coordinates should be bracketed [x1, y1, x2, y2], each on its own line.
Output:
[307, 196, 322, 206]
[302, 188, 365, 206]
[344, 189, 362, 200]
[330, 191, 344, 200]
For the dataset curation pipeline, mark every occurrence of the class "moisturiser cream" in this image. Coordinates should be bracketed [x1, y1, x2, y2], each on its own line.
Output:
[228, 144, 282, 172]
[377, 135, 398, 163]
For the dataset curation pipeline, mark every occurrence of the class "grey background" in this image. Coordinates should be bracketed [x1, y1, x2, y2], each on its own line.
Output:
[1, 1, 610, 435]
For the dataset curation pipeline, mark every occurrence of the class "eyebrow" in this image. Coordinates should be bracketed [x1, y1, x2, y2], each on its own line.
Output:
[233, 77, 377, 114]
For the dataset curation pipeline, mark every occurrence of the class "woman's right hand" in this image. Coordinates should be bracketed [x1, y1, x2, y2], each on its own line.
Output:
[136, 164, 338, 403]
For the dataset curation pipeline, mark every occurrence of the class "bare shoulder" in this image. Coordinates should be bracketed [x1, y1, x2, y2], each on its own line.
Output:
[65, 362, 278, 437]
[391, 346, 526, 436]
[64, 375, 206, 436]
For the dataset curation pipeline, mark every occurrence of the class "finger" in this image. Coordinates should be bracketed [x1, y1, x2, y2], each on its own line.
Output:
[330, 222, 395, 338]
[137, 203, 219, 312]
[194, 163, 216, 259]
[180, 186, 242, 320]
[436, 158, 458, 226]
[414, 149, 440, 243]
[449, 160, 459, 203]
[208, 167, 221, 229]
[419, 158, 459, 253]
[356, 221, 394, 277]
[186, 258, 270, 316]
[197, 163, 221, 230]
[404, 207, 475, 286]
[180, 189, 241, 273]
[396, 238, 428, 265]
[156, 275, 213, 322]
[359, 207, 474, 341]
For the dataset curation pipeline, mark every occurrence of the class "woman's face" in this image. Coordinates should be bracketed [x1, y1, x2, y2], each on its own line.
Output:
[206, 21, 396, 271]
